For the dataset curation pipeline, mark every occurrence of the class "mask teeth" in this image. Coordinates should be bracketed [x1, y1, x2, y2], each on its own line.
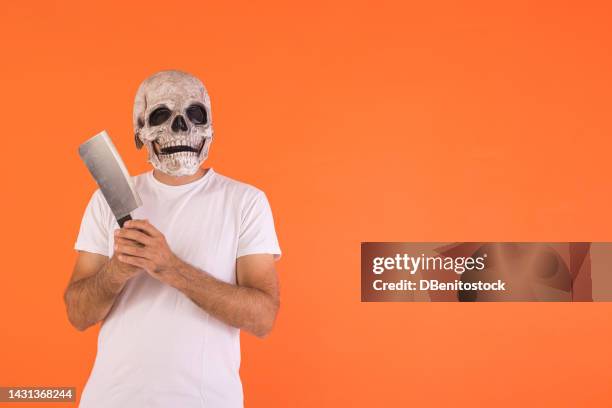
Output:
[158, 136, 205, 150]
[154, 133, 208, 155]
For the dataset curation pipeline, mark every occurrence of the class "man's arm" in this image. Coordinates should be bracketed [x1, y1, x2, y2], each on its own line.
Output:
[173, 254, 279, 338]
[114, 220, 280, 338]
[63, 251, 140, 331]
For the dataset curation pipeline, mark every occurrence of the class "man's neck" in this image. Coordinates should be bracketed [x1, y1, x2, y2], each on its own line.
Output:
[153, 167, 209, 186]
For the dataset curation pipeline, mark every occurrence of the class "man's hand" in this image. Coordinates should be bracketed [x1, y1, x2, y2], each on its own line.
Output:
[114, 219, 182, 286]
[108, 253, 142, 284]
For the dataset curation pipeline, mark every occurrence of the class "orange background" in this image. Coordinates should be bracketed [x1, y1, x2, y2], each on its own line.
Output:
[1, 0, 612, 406]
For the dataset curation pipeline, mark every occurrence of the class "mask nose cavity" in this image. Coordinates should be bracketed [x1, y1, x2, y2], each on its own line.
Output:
[171, 115, 188, 132]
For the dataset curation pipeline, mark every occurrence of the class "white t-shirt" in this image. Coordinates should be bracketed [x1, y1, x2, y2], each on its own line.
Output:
[74, 168, 281, 408]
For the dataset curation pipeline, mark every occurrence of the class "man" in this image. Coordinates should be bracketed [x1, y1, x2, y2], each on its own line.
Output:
[64, 70, 281, 407]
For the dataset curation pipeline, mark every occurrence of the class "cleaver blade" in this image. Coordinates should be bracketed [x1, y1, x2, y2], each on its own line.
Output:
[78, 131, 142, 228]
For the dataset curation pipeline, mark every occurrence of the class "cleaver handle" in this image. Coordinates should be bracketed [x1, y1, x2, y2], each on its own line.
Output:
[117, 214, 132, 228]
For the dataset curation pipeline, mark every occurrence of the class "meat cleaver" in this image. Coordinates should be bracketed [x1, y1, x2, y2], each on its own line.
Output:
[78, 131, 142, 228]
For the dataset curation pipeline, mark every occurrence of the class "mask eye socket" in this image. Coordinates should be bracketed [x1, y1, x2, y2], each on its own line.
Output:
[186, 104, 208, 125]
[148, 107, 171, 126]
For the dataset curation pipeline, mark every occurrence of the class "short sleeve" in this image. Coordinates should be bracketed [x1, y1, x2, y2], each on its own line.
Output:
[74, 189, 112, 257]
[236, 190, 281, 260]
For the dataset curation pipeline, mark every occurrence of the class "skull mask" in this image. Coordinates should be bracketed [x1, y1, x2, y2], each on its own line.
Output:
[133, 70, 213, 176]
